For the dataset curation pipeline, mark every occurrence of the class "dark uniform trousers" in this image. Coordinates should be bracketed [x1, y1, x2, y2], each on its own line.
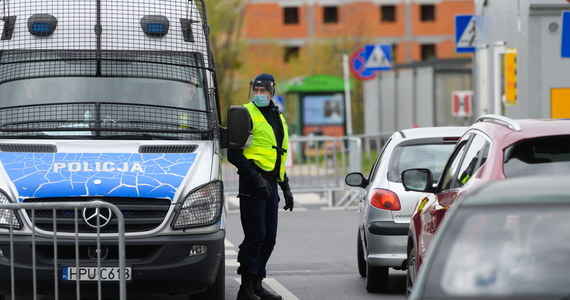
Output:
[237, 173, 279, 278]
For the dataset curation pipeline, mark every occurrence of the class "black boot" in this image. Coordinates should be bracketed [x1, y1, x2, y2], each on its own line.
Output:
[253, 276, 282, 300]
[237, 274, 261, 300]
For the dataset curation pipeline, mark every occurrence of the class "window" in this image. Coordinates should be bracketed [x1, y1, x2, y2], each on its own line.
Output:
[323, 6, 338, 24]
[420, 4, 435, 21]
[439, 135, 471, 191]
[388, 143, 457, 183]
[380, 5, 396, 22]
[284, 46, 300, 63]
[284, 7, 299, 24]
[368, 138, 392, 181]
[503, 135, 570, 177]
[421, 44, 436, 61]
[454, 135, 489, 188]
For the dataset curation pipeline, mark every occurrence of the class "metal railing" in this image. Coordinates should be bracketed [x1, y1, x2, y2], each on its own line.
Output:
[223, 132, 393, 207]
[0, 201, 126, 300]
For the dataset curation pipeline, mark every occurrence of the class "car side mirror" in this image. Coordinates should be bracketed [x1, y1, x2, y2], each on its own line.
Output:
[401, 169, 433, 192]
[221, 106, 252, 149]
[345, 172, 368, 188]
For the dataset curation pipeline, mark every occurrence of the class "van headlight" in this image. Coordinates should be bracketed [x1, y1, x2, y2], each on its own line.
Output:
[172, 180, 223, 230]
[0, 191, 21, 229]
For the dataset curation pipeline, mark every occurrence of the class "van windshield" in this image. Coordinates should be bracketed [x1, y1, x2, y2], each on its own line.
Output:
[0, 77, 207, 110]
[0, 77, 212, 140]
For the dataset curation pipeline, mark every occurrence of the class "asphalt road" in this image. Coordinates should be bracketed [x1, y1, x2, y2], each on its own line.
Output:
[224, 203, 407, 300]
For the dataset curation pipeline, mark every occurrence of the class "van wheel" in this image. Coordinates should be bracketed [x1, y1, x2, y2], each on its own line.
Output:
[406, 244, 417, 297]
[366, 263, 389, 293]
[191, 253, 225, 300]
[357, 230, 366, 277]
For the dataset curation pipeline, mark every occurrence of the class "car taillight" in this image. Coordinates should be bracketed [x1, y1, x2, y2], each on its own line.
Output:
[369, 189, 401, 211]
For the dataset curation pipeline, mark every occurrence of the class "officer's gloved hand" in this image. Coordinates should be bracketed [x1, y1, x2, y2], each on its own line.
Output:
[252, 173, 272, 200]
[279, 181, 294, 211]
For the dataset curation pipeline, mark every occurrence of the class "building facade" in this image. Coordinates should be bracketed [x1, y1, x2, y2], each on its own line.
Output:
[473, 0, 570, 118]
[240, 0, 474, 80]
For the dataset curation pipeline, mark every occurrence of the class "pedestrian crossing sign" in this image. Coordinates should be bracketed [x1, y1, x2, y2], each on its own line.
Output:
[455, 15, 476, 53]
[363, 44, 392, 71]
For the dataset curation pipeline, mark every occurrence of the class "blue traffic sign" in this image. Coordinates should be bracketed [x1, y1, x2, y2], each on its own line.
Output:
[455, 15, 475, 53]
[350, 47, 376, 80]
[362, 44, 392, 71]
[562, 11, 570, 58]
[273, 94, 285, 112]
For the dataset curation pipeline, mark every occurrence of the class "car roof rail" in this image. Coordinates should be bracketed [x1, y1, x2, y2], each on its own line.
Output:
[474, 114, 522, 131]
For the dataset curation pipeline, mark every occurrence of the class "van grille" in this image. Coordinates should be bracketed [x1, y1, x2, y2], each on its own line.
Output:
[0, 144, 57, 153]
[23, 197, 171, 233]
[139, 144, 197, 153]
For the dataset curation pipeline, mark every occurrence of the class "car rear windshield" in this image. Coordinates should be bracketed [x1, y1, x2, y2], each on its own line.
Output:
[387, 143, 456, 183]
[424, 205, 570, 298]
[503, 135, 570, 177]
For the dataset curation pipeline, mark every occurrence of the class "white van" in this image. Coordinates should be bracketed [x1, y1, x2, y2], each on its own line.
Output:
[0, 0, 249, 298]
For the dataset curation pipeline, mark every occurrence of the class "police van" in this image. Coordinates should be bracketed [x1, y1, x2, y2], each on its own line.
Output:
[0, 0, 249, 298]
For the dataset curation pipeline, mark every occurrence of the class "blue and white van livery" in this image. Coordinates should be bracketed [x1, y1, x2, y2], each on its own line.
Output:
[0, 0, 250, 298]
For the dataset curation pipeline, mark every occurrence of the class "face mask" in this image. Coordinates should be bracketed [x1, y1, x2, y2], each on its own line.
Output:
[253, 94, 270, 107]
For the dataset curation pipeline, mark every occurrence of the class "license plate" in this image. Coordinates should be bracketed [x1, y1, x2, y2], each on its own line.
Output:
[62, 266, 132, 281]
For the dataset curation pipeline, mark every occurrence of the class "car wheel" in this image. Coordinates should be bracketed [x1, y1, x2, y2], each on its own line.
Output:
[406, 244, 417, 297]
[357, 229, 366, 277]
[366, 262, 389, 293]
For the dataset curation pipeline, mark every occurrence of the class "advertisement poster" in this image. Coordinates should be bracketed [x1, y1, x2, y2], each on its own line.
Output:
[302, 94, 345, 125]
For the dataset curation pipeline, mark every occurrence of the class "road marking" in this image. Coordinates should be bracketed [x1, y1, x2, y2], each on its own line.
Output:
[225, 239, 235, 248]
[234, 277, 299, 300]
[226, 259, 239, 267]
[225, 249, 237, 256]
[264, 278, 300, 300]
[227, 196, 240, 208]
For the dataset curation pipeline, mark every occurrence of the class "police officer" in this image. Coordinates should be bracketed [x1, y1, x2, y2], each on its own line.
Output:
[228, 73, 294, 300]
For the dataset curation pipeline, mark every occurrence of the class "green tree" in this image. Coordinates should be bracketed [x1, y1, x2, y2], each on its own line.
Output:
[205, 0, 246, 115]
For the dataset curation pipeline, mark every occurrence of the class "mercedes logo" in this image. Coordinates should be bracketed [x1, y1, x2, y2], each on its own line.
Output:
[82, 207, 113, 228]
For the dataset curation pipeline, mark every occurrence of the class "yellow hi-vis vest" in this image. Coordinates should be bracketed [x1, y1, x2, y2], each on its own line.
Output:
[243, 102, 289, 182]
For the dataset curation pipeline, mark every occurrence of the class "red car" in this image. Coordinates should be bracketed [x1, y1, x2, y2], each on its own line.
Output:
[401, 115, 570, 295]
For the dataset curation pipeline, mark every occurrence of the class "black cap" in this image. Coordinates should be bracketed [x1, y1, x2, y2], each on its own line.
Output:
[252, 73, 275, 96]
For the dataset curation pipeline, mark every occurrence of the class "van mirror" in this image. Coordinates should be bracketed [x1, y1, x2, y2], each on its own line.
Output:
[222, 106, 252, 149]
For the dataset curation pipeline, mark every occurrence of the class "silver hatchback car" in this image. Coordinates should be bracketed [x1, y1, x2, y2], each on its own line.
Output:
[345, 126, 467, 293]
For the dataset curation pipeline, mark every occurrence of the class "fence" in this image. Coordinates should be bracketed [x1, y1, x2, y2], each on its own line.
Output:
[222, 132, 393, 207]
[0, 201, 126, 300]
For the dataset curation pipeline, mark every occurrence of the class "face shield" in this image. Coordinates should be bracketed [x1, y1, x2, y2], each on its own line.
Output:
[248, 79, 275, 100]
